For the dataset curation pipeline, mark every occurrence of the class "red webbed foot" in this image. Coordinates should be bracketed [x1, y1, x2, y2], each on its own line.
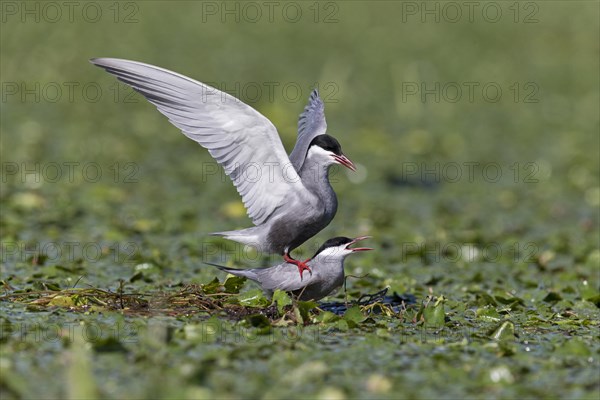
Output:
[284, 252, 312, 280]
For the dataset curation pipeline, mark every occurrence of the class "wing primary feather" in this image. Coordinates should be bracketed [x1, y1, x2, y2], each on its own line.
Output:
[288, 89, 328, 171]
[91, 57, 304, 226]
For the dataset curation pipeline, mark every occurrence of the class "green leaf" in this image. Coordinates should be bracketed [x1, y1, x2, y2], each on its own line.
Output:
[202, 277, 223, 295]
[475, 292, 498, 306]
[494, 294, 525, 307]
[315, 311, 340, 325]
[295, 300, 318, 323]
[294, 305, 304, 325]
[476, 306, 501, 322]
[223, 275, 246, 294]
[423, 301, 445, 328]
[336, 319, 350, 331]
[490, 321, 515, 341]
[272, 289, 292, 314]
[344, 306, 366, 327]
[238, 289, 269, 307]
[48, 295, 75, 308]
[542, 292, 562, 303]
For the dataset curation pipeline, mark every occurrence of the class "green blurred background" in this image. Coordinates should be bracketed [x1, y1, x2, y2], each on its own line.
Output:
[1, 1, 599, 399]
[2, 1, 598, 272]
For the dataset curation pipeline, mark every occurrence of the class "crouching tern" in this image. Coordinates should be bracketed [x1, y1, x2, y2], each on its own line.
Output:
[90, 58, 357, 278]
[207, 236, 372, 301]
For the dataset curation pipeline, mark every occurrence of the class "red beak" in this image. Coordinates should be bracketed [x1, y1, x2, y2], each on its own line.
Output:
[333, 154, 356, 172]
[347, 236, 373, 252]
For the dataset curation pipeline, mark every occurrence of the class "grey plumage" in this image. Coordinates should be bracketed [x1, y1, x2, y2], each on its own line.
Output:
[208, 236, 372, 301]
[289, 89, 328, 171]
[90, 58, 356, 257]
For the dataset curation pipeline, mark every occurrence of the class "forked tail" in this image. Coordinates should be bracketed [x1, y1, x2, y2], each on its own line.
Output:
[204, 262, 259, 281]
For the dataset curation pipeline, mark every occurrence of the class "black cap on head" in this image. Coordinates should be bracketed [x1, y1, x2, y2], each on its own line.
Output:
[309, 134, 343, 156]
[312, 236, 353, 257]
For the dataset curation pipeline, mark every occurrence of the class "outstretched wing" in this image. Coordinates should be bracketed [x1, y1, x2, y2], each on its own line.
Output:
[90, 58, 303, 225]
[288, 89, 328, 171]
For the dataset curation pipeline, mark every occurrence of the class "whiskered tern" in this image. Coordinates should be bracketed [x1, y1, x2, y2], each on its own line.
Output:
[91, 58, 357, 277]
[208, 236, 372, 301]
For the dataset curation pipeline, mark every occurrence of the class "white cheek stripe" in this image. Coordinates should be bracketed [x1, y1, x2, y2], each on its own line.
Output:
[316, 246, 350, 259]
[307, 146, 335, 160]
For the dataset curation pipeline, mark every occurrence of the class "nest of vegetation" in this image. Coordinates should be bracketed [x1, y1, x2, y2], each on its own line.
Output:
[1, 277, 416, 324]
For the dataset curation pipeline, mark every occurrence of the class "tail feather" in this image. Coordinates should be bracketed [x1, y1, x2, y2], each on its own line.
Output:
[210, 227, 265, 251]
[204, 262, 259, 281]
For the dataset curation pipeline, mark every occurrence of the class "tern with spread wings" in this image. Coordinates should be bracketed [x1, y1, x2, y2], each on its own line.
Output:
[91, 58, 357, 277]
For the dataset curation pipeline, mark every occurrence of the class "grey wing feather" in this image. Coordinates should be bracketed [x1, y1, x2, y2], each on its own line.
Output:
[255, 264, 311, 292]
[90, 58, 304, 225]
[288, 89, 328, 171]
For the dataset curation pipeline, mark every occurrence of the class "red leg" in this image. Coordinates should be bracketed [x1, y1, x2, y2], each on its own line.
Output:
[284, 252, 312, 280]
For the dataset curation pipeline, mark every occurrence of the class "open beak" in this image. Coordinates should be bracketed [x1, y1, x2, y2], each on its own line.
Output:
[346, 236, 373, 252]
[333, 153, 357, 172]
